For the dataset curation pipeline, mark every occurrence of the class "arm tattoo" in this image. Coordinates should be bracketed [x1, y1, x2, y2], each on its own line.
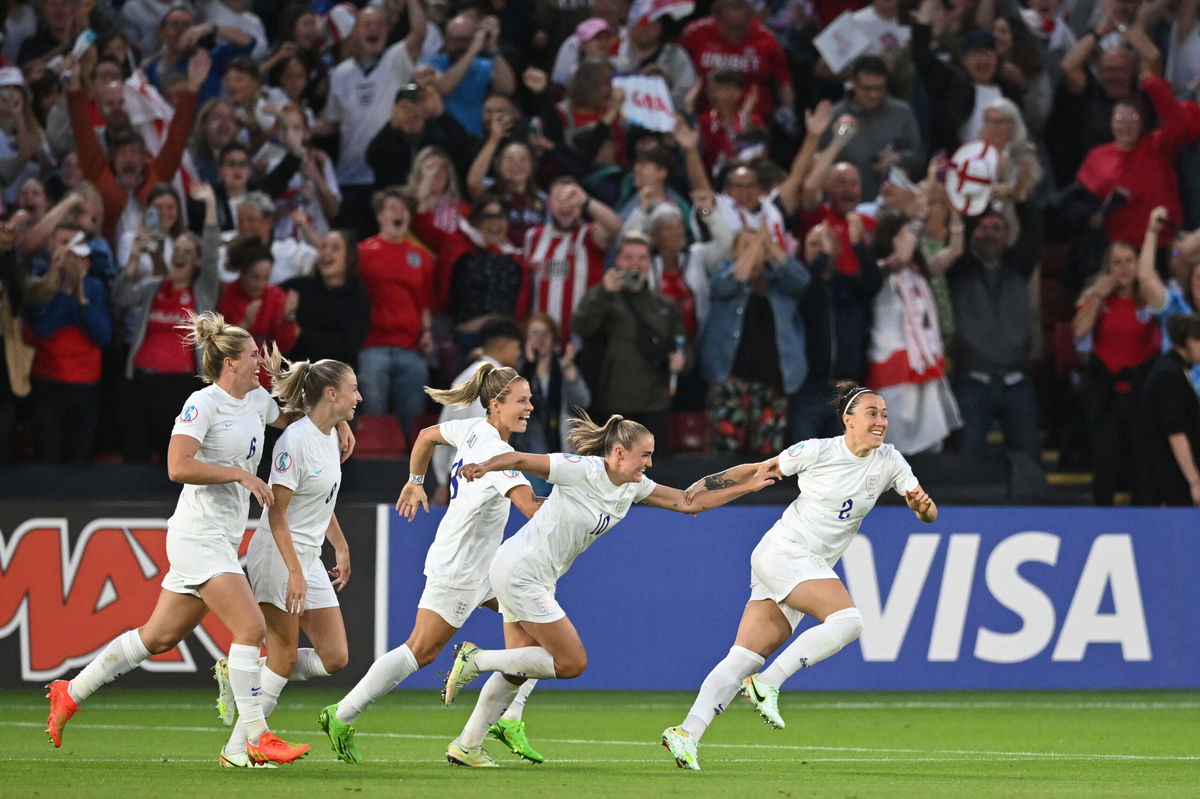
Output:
[702, 471, 736, 491]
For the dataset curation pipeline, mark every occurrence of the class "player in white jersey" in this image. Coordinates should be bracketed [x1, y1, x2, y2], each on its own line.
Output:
[319, 362, 545, 766]
[218, 356, 361, 767]
[439, 412, 778, 767]
[661, 380, 938, 771]
[44, 312, 352, 766]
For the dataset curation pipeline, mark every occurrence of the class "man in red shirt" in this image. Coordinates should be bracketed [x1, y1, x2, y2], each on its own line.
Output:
[680, 0, 795, 128]
[523, 177, 621, 339]
[357, 187, 436, 437]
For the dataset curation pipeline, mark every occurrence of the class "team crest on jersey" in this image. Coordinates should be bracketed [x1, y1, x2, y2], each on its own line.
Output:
[787, 442, 805, 456]
[562, 454, 582, 462]
[615, 499, 631, 514]
[179, 405, 198, 423]
[274, 452, 292, 472]
[501, 469, 519, 478]
[406, 251, 423, 268]
[356, 83, 375, 107]
[453, 599, 469, 619]
[866, 475, 879, 495]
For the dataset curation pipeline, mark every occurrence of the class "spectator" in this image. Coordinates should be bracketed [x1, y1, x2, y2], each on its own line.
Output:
[616, 145, 689, 236]
[980, 97, 1043, 246]
[119, 0, 178, 60]
[2, 0, 37, 66]
[991, 13, 1052, 134]
[866, 211, 963, 455]
[1076, 72, 1199, 249]
[224, 191, 316, 286]
[189, 99, 242, 187]
[116, 183, 184, 282]
[557, 57, 625, 174]
[356, 187, 435, 437]
[467, 138, 547, 249]
[699, 224, 809, 455]
[0, 68, 53, 204]
[512, 311, 590, 456]
[820, 56, 923, 203]
[264, 106, 341, 244]
[215, 238, 299, 386]
[364, 81, 475, 211]
[694, 69, 762, 179]
[680, 0, 795, 124]
[800, 117, 879, 277]
[17, 0, 93, 70]
[948, 208, 1041, 460]
[429, 316, 525, 503]
[199, 0, 270, 61]
[112, 182, 220, 461]
[142, 4, 256, 101]
[279, 230, 371, 369]
[426, 14, 516, 138]
[615, 14, 697, 113]
[1072, 240, 1163, 504]
[21, 223, 113, 462]
[523, 177, 620, 338]
[220, 57, 272, 153]
[572, 232, 685, 445]
[263, 57, 315, 129]
[551, 2, 627, 89]
[321, 1, 427, 238]
[1138, 207, 1200, 395]
[260, 4, 330, 116]
[66, 49, 209, 244]
[406, 146, 467, 244]
[1138, 313, 1200, 506]
[412, 192, 529, 358]
[791, 215, 883, 441]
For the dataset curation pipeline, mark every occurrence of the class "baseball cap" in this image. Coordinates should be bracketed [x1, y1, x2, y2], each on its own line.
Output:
[576, 18, 613, 43]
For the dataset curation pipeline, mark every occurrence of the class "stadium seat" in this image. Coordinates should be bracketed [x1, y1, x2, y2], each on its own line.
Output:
[669, 411, 711, 453]
[410, 412, 439, 443]
[353, 414, 409, 458]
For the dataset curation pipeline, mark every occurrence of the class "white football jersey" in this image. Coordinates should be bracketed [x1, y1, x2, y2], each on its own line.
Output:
[771, 436, 919, 562]
[501, 453, 657, 583]
[254, 415, 342, 551]
[168, 384, 281, 543]
[425, 418, 531, 589]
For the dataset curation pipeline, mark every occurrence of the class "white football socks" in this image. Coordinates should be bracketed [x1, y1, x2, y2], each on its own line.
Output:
[499, 678, 538, 722]
[226, 666, 289, 755]
[288, 648, 331, 682]
[758, 608, 864, 688]
[69, 629, 151, 703]
[227, 643, 269, 741]
[459, 672, 521, 749]
[680, 646, 764, 740]
[336, 644, 420, 724]
[474, 647, 556, 679]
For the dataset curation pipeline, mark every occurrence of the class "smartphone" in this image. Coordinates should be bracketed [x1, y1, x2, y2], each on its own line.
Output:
[143, 206, 160, 234]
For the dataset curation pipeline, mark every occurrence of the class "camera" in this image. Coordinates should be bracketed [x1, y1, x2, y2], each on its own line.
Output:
[621, 270, 643, 290]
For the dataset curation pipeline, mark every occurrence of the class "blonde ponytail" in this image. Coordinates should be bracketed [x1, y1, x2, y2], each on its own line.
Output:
[177, 310, 252, 383]
[425, 363, 525, 415]
[565, 411, 650, 457]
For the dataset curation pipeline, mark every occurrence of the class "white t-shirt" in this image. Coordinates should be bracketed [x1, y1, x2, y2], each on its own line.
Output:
[425, 417, 531, 588]
[254, 415, 342, 551]
[769, 436, 919, 562]
[324, 42, 418, 186]
[501, 453, 657, 583]
[168, 384, 281, 542]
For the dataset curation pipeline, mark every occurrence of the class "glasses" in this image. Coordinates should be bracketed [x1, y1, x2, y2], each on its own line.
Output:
[222, 159, 249, 168]
[1113, 113, 1141, 123]
[479, 210, 506, 220]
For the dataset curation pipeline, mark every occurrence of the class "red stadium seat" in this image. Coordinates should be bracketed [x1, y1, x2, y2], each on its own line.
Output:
[353, 415, 409, 458]
[669, 411, 711, 453]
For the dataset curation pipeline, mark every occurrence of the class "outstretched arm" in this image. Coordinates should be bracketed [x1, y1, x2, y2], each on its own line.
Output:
[460, 451, 551, 481]
[643, 460, 781, 513]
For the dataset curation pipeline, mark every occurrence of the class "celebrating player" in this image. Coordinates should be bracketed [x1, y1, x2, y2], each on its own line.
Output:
[660, 380, 937, 770]
[319, 363, 545, 765]
[217, 355, 360, 767]
[44, 312, 351, 765]
[438, 412, 778, 767]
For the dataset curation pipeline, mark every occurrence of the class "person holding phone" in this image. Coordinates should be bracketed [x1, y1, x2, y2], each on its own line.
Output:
[571, 233, 686, 448]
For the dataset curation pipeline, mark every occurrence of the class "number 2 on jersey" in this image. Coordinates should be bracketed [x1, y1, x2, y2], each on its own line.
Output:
[449, 458, 464, 500]
[837, 498, 854, 520]
[246, 437, 257, 460]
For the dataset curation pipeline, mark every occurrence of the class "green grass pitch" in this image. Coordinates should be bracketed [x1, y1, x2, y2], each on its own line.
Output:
[2, 688, 1196, 797]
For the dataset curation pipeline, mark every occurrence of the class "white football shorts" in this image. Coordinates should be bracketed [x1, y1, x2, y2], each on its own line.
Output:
[161, 526, 246, 597]
[488, 546, 564, 624]
[417, 579, 496, 628]
[245, 532, 339, 612]
[748, 525, 839, 632]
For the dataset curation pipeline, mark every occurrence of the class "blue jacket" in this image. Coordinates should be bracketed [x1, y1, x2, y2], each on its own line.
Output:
[699, 256, 810, 394]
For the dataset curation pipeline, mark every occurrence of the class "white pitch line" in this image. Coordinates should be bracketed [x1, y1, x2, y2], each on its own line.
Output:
[7, 722, 1199, 762]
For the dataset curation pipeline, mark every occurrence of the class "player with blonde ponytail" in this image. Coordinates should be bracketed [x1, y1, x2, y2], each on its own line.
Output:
[320, 361, 547, 766]
[218, 351, 362, 766]
[438, 411, 780, 767]
[45, 312, 315, 767]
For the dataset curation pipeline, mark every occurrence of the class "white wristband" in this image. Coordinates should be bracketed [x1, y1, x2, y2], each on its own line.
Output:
[408, 473, 425, 485]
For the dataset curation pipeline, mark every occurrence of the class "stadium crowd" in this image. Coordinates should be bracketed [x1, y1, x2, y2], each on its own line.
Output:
[2, 0, 1200, 505]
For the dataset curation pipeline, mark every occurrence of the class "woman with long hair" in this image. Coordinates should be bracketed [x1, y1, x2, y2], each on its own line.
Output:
[219, 353, 361, 767]
[44, 311, 319, 766]
[467, 138, 547, 249]
[320, 363, 546, 765]
[661, 380, 937, 770]
[438, 413, 777, 766]
[280, 230, 370, 369]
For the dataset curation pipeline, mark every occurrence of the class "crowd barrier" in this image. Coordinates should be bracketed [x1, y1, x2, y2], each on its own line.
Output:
[2, 502, 1194, 690]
